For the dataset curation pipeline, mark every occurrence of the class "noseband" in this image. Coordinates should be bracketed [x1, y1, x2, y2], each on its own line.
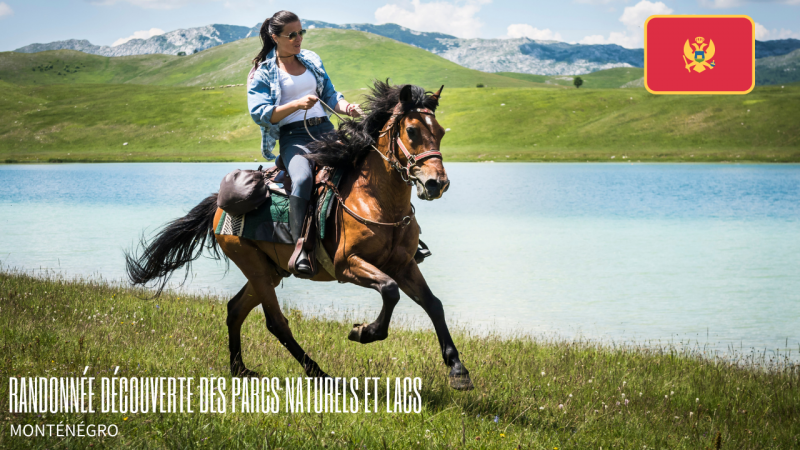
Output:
[372, 107, 443, 186]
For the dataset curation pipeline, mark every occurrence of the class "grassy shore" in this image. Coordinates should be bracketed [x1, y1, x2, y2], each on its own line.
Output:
[1, 270, 798, 449]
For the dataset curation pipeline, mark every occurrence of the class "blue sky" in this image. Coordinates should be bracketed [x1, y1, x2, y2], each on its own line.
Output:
[0, 0, 798, 51]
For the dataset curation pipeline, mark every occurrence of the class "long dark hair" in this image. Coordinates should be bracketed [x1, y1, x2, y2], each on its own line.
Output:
[252, 10, 300, 69]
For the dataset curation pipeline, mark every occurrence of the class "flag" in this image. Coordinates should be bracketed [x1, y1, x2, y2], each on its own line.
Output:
[645, 15, 755, 94]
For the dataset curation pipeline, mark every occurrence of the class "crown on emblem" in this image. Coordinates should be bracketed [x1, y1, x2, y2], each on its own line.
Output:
[695, 37, 705, 45]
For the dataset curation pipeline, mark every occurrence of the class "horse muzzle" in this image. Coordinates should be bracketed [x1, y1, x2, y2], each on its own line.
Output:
[415, 176, 450, 200]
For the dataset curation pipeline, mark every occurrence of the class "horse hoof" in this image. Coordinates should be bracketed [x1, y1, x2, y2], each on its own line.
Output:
[449, 375, 474, 391]
[348, 323, 367, 342]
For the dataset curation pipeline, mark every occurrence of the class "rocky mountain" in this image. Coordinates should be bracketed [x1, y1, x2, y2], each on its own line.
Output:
[13, 22, 800, 78]
[306, 21, 640, 75]
[434, 38, 641, 75]
[15, 24, 256, 57]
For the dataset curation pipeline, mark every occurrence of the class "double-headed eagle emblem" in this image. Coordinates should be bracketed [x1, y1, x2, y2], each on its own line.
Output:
[683, 36, 716, 73]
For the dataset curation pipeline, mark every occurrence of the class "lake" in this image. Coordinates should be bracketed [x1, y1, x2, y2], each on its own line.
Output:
[2, 162, 798, 360]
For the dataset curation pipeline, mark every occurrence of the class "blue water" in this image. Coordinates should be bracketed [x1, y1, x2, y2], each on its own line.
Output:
[1, 163, 799, 358]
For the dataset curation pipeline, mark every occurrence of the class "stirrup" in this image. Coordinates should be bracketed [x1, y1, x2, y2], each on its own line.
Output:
[295, 249, 313, 274]
[414, 240, 432, 264]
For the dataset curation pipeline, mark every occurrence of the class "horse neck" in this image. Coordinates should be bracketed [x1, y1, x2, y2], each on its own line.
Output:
[351, 144, 412, 219]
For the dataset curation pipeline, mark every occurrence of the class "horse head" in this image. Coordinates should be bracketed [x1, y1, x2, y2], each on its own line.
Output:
[393, 84, 450, 201]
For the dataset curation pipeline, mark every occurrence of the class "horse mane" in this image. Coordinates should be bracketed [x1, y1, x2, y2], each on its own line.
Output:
[305, 80, 440, 168]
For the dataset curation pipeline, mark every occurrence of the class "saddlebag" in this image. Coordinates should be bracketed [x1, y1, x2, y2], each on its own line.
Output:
[217, 166, 271, 215]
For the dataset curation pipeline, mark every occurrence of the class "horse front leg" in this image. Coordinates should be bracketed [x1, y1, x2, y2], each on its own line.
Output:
[339, 255, 401, 344]
[395, 262, 474, 390]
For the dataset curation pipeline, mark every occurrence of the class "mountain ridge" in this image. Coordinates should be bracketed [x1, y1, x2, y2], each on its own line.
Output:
[13, 22, 800, 78]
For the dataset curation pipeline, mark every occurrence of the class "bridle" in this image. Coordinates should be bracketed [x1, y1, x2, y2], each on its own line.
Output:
[371, 107, 443, 186]
[303, 98, 444, 227]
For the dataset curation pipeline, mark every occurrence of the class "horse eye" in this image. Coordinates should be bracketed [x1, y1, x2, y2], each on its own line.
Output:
[406, 126, 416, 138]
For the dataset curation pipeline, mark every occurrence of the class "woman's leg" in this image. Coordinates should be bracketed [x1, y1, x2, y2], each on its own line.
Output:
[279, 121, 334, 275]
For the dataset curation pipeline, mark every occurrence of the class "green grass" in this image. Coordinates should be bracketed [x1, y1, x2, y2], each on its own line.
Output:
[1, 270, 798, 448]
[0, 81, 262, 162]
[1, 30, 797, 163]
[2, 81, 797, 163]
[496, 68, 645, 89]
[433, 84, 799, 162]
[0, 29, 541, 91]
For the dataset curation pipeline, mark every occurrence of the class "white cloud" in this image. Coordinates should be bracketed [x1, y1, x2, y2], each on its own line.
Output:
[755, 22, 800, 40]
[579, 31, 640, 48]
[375, 0, 491, 39]
[578, 0, 672, 49]
[619, 0, 673, 30]
[506, 24, 562, 41]
[112, 28, 166, 46]
[89, 0, 212, 10]
[0, 2, 13, 18]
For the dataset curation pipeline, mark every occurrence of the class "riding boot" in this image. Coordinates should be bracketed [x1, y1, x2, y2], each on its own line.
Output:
[289, 195, 313, 275]
[414, 240, 432, 264]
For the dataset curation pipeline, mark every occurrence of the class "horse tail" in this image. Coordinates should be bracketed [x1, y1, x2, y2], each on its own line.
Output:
[125, 193, 223, 296]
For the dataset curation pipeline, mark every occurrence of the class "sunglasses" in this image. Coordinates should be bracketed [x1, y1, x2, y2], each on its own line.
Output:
[278, 29, 307, 41]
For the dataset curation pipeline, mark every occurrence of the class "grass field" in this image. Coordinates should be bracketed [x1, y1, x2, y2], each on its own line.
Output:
[1, 270, 798, 448]
[2, 80, 798, 163]
[496, 68, 645, 89]
[1, 29, 798, 163]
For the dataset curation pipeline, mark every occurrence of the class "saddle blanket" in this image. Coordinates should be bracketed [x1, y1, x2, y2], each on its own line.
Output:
[214, 167, 344, 244]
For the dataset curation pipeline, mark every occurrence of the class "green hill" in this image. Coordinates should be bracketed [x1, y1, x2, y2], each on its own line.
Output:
[755, 49, 800, 86]
[496, 68, 645, 89]
[0, 29, 543, 90]
[2, 79, 797, 163]
[0, 28, 797, 163]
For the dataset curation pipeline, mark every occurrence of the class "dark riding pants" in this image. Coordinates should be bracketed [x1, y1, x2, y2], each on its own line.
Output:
[278, 120, 335, 201]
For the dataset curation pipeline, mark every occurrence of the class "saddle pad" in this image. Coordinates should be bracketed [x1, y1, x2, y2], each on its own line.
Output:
[215, 167, 345, 244]
[215, 194, 292, 244]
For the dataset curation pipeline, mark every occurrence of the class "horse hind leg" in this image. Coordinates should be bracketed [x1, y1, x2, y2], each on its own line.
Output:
[219, 235, 331, 379]
[226, 283, 262, 377]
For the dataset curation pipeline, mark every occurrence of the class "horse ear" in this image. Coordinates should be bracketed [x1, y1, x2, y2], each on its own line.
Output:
[432, 85, 444, 99]
[399, 85, 413, 103]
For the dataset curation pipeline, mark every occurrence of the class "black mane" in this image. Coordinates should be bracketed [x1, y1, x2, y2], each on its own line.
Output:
[305, 80, 440, 168]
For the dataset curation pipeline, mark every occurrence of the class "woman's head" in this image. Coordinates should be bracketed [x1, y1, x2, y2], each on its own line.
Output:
[252, 10, 301, 68]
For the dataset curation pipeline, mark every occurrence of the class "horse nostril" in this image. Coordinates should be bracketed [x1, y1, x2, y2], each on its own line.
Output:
[424, 179, 438, 192]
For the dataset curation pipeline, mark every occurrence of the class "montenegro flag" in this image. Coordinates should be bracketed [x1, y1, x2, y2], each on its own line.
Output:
[645, 16, 755, 95]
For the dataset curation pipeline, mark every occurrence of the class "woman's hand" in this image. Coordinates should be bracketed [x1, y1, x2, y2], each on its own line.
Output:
[293, 95, 319, 111]
[347, 104, 364, 118]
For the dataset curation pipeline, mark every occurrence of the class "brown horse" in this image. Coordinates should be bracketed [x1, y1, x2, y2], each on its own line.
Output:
[126, 81, 472, 390]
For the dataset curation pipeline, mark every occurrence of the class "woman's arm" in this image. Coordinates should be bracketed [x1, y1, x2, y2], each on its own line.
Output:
[334, 99, 363, 118]
[269, 95, 320, 124]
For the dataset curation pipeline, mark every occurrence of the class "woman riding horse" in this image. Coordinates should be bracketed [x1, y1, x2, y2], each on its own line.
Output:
[247, 11, 430, 276]
[247, 10, 362, 276]
[126, 80, 473, 390]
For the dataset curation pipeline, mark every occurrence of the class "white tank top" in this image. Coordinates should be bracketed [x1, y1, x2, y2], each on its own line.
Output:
[277, 67, 325, 126]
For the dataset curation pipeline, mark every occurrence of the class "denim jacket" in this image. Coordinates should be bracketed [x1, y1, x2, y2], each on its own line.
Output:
[247, 48, 344, 161]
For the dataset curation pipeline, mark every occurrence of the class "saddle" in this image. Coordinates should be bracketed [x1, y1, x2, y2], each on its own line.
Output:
[263, 157, 339, 279]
